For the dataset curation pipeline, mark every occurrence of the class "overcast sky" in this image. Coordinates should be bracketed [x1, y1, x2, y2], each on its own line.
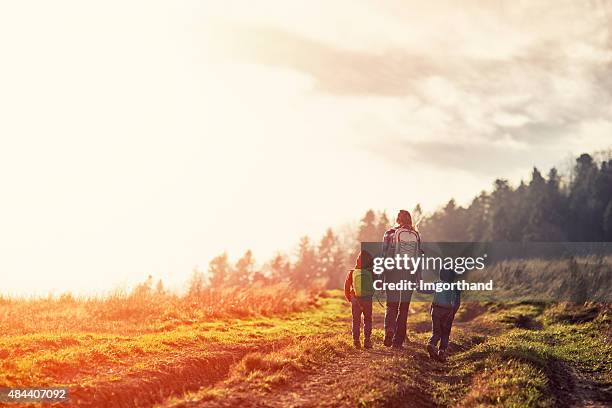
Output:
[1, 1, 612, 294]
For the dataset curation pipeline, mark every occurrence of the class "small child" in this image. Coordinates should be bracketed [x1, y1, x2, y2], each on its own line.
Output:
[344, 251, 374, 349]
[426, 267, 461, 362]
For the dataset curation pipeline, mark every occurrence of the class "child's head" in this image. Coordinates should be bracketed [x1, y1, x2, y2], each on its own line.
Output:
[439, 267, 456, 283]
[440, 244, 472, 281]
[355, 250, 373, 269]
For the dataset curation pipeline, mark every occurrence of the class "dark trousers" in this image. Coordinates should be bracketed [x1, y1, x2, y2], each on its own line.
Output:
[428, 304, 458, 351]
[384, 290, 413, 346]
[351, 297, 373, 341]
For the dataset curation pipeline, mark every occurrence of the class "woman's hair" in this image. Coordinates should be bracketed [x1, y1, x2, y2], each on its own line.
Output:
[396, 209, 414, 230]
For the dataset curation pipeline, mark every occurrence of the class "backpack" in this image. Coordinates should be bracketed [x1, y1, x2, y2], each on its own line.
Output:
[352, 268, 374, 297]
[393, 228, 419, 260]
[432, 285, 461, 308]
[393, 228, 419, 256]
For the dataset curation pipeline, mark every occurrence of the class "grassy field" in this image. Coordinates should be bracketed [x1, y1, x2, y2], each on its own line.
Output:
[1, 286, 611, 407]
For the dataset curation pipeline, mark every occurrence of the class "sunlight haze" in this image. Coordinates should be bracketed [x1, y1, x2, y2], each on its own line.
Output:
[2, 0, 612, 295]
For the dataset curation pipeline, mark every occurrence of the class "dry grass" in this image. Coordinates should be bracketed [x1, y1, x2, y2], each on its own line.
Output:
[467, 255, 612, 303]
[0, 282, 317, 336]
[0, 289, 341, 407]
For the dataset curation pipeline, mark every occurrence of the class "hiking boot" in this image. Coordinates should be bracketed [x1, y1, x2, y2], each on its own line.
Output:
[364, 338, 373, 349]
[438, 349, 447, 362]
[353, 339, 361, 349]
[426, 344, 437, 359]
[383, 333, 393, 347]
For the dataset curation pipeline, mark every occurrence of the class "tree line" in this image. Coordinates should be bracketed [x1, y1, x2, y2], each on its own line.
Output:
[194, 151, 612, 291]
[419, 152, 612, 242]
[191, 211, 391, 292]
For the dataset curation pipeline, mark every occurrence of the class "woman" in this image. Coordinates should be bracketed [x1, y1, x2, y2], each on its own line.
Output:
[381, 209, 421, 349]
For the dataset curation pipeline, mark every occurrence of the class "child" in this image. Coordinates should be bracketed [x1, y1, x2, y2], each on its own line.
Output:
[426, 267, 461, 362]
[344, 250, 374, 349]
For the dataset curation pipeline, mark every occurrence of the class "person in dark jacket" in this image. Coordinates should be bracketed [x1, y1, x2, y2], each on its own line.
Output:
[344, 251, 374, 349]
[426, 267, 461, 362]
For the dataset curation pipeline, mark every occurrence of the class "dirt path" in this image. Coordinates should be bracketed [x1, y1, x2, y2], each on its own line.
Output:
[166, 339, 611, 408]
[268, 346, 441, 408]
[164, 306, 487, 408]
[176, 337, 443, 408]
[268, 351, 387, 407]
[160, 302, 610, 408]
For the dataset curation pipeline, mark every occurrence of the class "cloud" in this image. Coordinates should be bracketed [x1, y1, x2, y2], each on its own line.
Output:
[206, 23, 443, 96]
[206, 1, 612, 176]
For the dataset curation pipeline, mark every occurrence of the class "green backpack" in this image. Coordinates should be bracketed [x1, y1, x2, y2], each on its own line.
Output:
[352, 268, 374, 297]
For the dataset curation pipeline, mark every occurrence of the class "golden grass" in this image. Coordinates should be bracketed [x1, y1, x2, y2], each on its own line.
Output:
[0, 282, 316, 336]
[0, 290, 340, 391]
